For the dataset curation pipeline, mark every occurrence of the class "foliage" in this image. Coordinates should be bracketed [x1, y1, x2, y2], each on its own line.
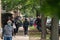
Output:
[2, 0, 40, 17]
[2, 0, 60, 18]
[2, 0, 27, 11]
[40, 0, 60, 18]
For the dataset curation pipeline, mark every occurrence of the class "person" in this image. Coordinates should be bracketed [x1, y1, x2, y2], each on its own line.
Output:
[23, 18, 29, 35]
[30, 18, 34, 26]
[12, 18, 16, 36]
[1, 13, 13, 39]
[15, 16, 22, 33]
[3, 17, 13, 40]
[35, 16, 42, 32]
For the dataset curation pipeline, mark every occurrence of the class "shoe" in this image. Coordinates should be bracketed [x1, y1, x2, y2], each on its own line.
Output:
[24, 35, 28, 37]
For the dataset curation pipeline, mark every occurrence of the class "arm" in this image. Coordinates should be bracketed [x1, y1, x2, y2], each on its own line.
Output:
[35, 19, 37, 25]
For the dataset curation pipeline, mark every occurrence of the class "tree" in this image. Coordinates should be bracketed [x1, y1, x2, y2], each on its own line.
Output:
[0, 0, 1, 28]
[2, 0, 41, 17]
[40, 0, 60, 40]
[2, 0, 27, 11]
[40, 0, 47, 40]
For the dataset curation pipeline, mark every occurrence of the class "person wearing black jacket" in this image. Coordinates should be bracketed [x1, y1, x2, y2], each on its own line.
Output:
[23, 18, 29, 35]
[35, 16, 42, 32]
[15, 16, 21, 33]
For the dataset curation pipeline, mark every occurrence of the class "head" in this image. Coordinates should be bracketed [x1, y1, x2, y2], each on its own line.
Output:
[7, 17, 12, 25]
[25, 18, 27, 21]
[37, 16, 41, 19]
[37, 16, 40, 18]
[7, 20, 12, 25]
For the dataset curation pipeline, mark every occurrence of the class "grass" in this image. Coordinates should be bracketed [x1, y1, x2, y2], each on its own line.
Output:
[29, 26, 36, 30]
[29, 26, 50, 40]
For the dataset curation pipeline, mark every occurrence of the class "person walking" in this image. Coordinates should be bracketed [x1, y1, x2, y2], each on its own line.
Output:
[35, 16, 42, 32]
[3, 17, 13, 40]
[15, 16, 22, 33]
[12, 19, 16, 36]
[23, 18, 29, 36]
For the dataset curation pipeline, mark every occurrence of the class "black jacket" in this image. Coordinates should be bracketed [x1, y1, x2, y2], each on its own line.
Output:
[23, 21, 29, 27]
[35, 18, 41, 26]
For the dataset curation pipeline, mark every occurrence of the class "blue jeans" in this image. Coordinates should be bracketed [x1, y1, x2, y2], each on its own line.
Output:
[4, 37, 12, 40]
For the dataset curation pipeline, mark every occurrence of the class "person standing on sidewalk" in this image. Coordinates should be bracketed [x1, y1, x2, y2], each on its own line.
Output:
[3, 17, 13, 40]
[23, 18, 29, 36]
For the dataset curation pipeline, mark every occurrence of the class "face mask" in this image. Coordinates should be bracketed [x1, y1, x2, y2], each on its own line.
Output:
[7, 22, 12, 25]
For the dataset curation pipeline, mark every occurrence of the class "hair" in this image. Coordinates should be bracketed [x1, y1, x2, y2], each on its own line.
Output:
[25, 18, 27, 21]
[2, 12, 13, 26]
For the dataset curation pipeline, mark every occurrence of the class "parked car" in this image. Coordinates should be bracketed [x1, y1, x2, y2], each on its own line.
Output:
[46, 17, 60, 34]
[46, 17, 51, 30]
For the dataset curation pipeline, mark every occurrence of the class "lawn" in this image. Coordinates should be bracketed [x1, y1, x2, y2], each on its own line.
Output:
[29, 26, 50, 40]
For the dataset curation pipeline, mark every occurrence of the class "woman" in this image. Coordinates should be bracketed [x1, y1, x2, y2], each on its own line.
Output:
[3, 17, 13, 40]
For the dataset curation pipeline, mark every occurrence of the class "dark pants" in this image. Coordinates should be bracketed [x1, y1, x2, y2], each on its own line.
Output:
[13, 28, 16, 35]
[16, 25, 19, 33]
[23, 26, 28, 35]
[37, 25, 42, 32]
[16, 27, 19, 33]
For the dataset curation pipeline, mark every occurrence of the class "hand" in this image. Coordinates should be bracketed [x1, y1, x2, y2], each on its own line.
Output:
[1, 36, 3, 39]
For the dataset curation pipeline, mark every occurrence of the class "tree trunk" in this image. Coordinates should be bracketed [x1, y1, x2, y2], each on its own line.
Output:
[36, 10, 40, 17]
[0, 0, 1, 28]
[41, 14, 46, 40]
[50, 16, 59, 40]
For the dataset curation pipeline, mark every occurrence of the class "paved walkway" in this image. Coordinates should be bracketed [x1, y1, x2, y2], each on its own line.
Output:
[0, 36, 29, 40]
[0, 27, 29, 40]
[1, 27, 60, 40]
[13, 36, 29, 40]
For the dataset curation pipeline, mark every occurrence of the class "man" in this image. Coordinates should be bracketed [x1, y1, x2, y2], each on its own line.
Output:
[35, 16, 42, 32]
[23, 18, 29, 35]
[15, 16, 21, 33]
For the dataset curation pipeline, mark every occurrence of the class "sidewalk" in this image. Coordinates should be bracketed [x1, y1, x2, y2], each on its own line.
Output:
[13, 36, 29, 40]
[0, 36, 29, 40]
[0, 27, 29, 40]
[19, 27, 30, 30]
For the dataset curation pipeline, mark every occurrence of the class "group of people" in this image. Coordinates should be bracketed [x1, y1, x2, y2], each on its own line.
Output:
[13, 16, 29, 36]
[1, 12, 42, 40]
[1, 13, 29, 40]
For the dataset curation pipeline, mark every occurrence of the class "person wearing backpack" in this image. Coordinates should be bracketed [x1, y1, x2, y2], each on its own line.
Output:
[15, 16, 22, 33]
[23, 18, 29, 36]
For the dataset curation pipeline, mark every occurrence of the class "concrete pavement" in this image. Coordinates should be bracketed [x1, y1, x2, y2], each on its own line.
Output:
[0, 36, 29, 40]
[13, 36, 29, 40]
[0, 27, 29, 40]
